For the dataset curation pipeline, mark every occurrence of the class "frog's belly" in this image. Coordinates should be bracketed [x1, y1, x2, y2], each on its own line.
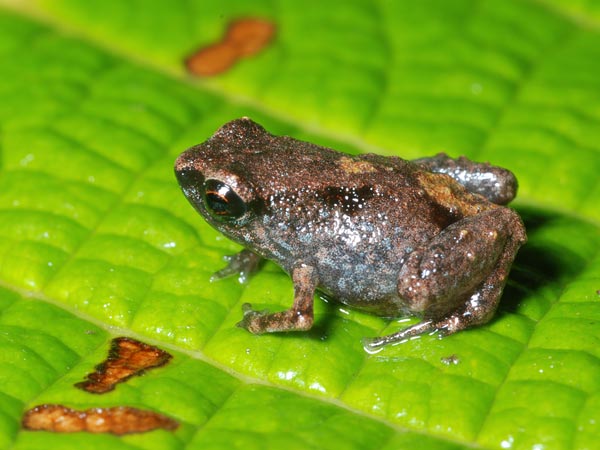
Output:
[312, 246, 410, 317]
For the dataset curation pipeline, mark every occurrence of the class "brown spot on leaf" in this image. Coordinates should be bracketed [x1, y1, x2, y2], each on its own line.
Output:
[227, 18, 277, 56]
[185, 42, 239, 77]
[75, 337, 172, 394]
[22, 404, 178, 435]
[186, 18, 276, 76]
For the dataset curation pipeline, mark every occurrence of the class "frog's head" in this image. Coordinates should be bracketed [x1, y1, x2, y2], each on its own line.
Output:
[174, 118, 271, 243]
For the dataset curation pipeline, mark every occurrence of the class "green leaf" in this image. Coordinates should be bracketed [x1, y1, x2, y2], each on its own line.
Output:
[1, 1, 599, 449]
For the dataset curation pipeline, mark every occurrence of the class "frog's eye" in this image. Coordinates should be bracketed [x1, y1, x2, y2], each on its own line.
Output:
[203, 179, 247, 221]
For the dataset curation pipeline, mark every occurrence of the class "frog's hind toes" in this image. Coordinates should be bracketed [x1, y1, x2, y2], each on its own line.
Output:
[362, 320, 439, 352]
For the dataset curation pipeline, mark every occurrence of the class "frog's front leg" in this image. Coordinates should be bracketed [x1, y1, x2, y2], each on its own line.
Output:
[237, 264, 318, 333]
[364, 207, 526, 352]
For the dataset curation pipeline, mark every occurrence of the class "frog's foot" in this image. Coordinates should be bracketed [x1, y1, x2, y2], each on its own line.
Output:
[236, 303, 270, 334]
[236, 302, 313, 334]
[364, 250, 520, 354]
[362, 308, 476, 353]
[210, 249, 262, 284]
[362, 320, 438, 354]
[236, 264, 318, 334]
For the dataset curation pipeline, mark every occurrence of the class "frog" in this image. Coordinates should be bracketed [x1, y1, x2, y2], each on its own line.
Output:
[175, 118, 527, 352]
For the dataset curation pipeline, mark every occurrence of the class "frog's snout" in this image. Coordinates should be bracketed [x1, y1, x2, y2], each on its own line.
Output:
[175, 149, 203, 184]
[175, 165, 204, 191]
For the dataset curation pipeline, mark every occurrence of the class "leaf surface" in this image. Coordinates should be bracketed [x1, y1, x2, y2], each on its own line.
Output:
[1, 1, 600, 449]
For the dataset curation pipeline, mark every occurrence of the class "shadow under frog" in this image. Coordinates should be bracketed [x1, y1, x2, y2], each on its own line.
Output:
[496, 207, 591, 314]
[175, 118, 527, 352]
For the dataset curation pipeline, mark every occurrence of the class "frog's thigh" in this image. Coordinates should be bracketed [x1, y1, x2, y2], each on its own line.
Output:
[397, 207, 523, 319]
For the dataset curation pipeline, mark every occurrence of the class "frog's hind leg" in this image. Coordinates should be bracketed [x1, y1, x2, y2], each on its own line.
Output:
[413, 153, 518, 205]
[363, 207, 526, 353]
[363, 280, 506, 353]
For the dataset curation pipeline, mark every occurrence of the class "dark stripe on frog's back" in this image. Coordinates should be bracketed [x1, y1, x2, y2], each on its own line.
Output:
[427, 200, 464, 229]
[319, 185, 376, 215]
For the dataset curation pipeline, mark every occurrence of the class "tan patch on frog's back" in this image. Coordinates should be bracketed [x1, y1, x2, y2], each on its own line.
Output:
[338, 156, 377, 174]
[416, 170, 495, 217]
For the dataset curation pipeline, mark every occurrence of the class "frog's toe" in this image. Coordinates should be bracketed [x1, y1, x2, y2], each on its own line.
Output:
[361, 320, 439, 353]
[211, 250, 262, 284]
[361, 336, 386, 354]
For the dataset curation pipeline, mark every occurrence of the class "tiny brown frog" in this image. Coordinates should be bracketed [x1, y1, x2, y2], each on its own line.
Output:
[175, 118, 526, 351]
